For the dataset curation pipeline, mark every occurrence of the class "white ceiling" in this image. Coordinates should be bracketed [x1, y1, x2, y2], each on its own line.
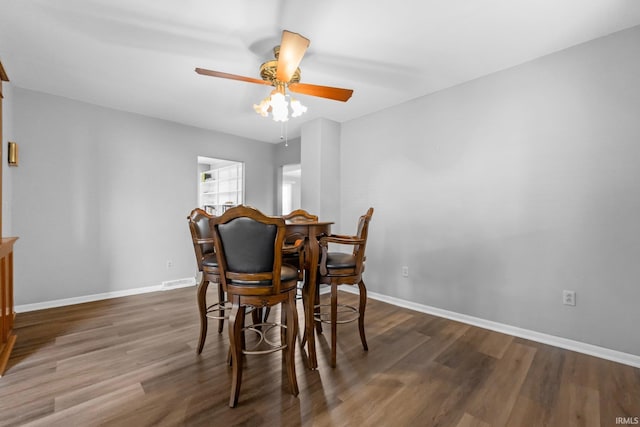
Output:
[2, 1, 640, 143]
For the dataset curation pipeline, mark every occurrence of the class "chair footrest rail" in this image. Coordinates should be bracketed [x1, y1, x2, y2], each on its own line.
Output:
[314, 303, 360, 324]
[205, 301, 233, 319]
[242, 322, 289, 355]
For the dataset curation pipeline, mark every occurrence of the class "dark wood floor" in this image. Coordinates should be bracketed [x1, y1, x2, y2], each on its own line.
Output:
[1, 287, 638, 427]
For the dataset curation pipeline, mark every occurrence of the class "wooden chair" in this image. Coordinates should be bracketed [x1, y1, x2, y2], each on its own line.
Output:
[211, 205, 299, 407]
[316, 207, 374, 367]
[282, 209, 318, 281]
[187, 208, 228, 354]
[281, 209, 319, 340]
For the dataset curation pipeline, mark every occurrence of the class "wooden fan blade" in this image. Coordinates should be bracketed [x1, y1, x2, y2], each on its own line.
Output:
[195, 68, 271, 86]
[288, 82, 353, 102]
[276, 30, 310, 83]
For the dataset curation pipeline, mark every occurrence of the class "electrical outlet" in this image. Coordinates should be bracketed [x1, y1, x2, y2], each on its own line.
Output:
[166, 260, 173, 269]
[401, 266, 409, 278]
[563, 290, 576, 306]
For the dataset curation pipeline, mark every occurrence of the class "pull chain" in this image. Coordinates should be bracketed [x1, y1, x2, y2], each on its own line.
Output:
[280, 122, 289, 147]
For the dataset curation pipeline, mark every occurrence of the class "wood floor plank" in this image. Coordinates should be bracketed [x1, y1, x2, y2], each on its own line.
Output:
[514, 342, 566, 425]
[459, 327, 514, 359]
[53, 352, 192, 411]
[0, 287, 638, 427]
[464, 342, 537, 426]
[23, 383, 146, 427]
[456, 412, 491, 427]
[596, 360, 640, 425]
[550, 383, 601, 427]
[506, 394, 551, 427]
[422, 343, 498, 427]
[569, 384, 600, 427]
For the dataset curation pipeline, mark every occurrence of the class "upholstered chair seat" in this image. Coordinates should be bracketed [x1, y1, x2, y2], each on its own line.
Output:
[229, 264, 299, 287]
[324, 253, 357, 270]
[201, 253, 219, 268]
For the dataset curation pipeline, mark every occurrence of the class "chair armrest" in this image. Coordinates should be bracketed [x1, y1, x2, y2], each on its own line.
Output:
[319, 235, 365, 246]
[318, 235, 366, 276]
[194, 237, 216, 245]
[282, 238, 304, 254]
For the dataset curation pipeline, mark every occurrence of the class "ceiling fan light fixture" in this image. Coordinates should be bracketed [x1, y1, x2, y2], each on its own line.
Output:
[253, 88, 307, 122]
[270, 91, 289, 122]
[290, 97, 307, 118]
[253, 96, 271, 117]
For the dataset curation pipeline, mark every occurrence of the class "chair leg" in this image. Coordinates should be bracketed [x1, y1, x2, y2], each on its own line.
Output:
[300, 281, 309, 346]
[285, 292, 299, 396]
[217, 282, 225, 333]
[330, 283, 338, 368]
[228, 295, 245, 408]
[357, 279, 368, 352]
[196, 277, 209, 354]
[227, 304, 248, 367]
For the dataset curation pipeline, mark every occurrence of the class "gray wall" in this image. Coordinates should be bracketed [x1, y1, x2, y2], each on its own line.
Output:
[2, 82, 15, 236]
[11, 88, 278, 305]
[340, 26, 640, 356]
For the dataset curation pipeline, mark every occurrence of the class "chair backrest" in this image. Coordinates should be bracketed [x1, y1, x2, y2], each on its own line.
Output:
[283, 209, 318, 223]
[187, 208, 216, 271]
[353, 207, 374, 269]
[211, 205, 288, 293]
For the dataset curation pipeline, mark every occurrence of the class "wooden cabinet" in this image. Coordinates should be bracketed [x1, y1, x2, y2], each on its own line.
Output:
[0, 237, 17, 377]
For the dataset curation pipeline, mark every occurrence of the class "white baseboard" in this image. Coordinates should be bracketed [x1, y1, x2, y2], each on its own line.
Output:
[15, 278, 196, 313]
[339, 286, 640, 368]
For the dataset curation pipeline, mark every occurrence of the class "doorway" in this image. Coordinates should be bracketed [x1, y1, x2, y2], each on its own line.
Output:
[281, 163, 301, 215]
[197, 156, 244, 215]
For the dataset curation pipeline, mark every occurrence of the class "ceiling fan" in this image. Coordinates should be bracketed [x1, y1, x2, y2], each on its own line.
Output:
[195, 30, 353, 121]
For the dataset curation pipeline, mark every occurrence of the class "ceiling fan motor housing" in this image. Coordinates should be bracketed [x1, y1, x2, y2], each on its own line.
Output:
[259, 46, 301, 85]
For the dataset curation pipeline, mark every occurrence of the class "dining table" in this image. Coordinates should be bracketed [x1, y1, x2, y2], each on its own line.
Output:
[284, 219, 333, 370]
